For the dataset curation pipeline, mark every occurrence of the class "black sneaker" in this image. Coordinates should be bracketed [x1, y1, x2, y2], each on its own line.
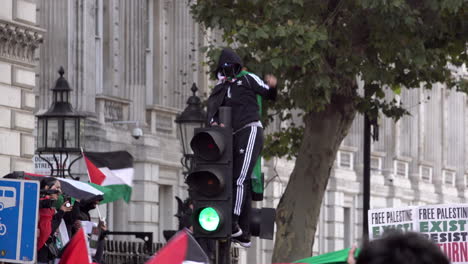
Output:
[232, 223, 242, 237]
[232, 235, 251, 248]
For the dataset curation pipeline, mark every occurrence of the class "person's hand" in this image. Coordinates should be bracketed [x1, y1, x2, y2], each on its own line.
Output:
[265, 74, 277, 88]
[60, 201, 73, 212]
[98, 220, 107, 231]
[347, 244, 357, 264]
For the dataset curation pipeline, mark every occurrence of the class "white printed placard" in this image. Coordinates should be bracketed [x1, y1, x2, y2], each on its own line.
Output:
[368, 206, 417, 240]
[369, 204, 468, 263]
[417, 204, 468, 263]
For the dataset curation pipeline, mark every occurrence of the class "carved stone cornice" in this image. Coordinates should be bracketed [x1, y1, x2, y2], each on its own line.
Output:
[0, 20, 44, 66]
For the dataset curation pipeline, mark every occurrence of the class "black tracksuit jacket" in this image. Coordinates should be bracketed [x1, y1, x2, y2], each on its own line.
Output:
[207, 48, 277, 131]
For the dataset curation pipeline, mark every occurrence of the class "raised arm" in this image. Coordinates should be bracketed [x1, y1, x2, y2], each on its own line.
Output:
[246, 73, 277, 100]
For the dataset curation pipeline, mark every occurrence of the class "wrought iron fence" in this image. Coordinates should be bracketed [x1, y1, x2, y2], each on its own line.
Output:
[103, 239, 239, 264]
[102, 240, 161, 264]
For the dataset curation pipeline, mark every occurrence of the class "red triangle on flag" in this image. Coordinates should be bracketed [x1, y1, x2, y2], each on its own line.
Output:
[146, 230, 189, 264]
[59, 228, 91, 264]
[84, 155, 106, 185]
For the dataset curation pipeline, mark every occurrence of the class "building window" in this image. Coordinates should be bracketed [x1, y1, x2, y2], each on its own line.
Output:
[419, 165, 432, 183]
[443, 170, 456, 186]
[394, 160, 409, 178]
[337, 151, 353, 170]
[371, 156, 382, 174]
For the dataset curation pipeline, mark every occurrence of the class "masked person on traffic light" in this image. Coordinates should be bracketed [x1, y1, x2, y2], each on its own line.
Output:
[206, 47, 277, 247]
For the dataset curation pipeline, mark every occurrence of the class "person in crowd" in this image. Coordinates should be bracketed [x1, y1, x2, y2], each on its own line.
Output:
[206, 47, 277, 248]
[66, 194, 106, 263]
[69, 194, 104, 235]
[37, 177, 73, 264]
[91, 219, 108, 264]
[347, 231, 450, 264]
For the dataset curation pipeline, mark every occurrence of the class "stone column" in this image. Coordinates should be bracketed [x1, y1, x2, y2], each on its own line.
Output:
[38, 0, 96, 115]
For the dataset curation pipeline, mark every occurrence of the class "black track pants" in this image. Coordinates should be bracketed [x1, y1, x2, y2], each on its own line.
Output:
[232, 126, 263, 224]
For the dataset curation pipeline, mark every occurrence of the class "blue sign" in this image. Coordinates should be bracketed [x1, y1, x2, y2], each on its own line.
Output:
[0, 179, 39, 263]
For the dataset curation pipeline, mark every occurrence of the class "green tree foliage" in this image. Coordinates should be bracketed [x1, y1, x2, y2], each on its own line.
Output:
[192, 0, 467, 158]
[191, 0, 467, 261]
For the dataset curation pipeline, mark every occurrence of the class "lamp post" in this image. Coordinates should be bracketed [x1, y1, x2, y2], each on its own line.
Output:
[362, 86, 379, 242]
[35, 67, 84, 180]
[175, 83, 206, 175]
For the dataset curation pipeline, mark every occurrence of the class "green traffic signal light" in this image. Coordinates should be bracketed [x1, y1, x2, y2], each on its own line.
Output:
[198, 207, 221, 232]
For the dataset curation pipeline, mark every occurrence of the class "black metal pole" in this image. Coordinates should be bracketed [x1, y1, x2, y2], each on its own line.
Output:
[363, 112, 371, 242]
[216, 106, 232, 264]
[216, 239, 231, 264]
[218, 106, 232, 128]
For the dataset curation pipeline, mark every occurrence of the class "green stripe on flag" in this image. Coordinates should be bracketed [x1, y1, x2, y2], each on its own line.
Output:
[89, 183, 132, 203]
[293, 248, 360, 264]
[252, 94, 263, 194]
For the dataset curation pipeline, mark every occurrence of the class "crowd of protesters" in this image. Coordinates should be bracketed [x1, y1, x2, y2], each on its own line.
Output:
[37, 177, 107, 264]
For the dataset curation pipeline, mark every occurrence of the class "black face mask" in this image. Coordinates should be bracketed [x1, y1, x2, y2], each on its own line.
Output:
[221, 63, 238, 78]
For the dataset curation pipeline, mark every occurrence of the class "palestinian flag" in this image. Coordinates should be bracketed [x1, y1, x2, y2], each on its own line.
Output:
[4, 172, 104, 201]
[83, 151, 134, 203]
[59, 228, 92, 264]
[146, 229, 209, 264]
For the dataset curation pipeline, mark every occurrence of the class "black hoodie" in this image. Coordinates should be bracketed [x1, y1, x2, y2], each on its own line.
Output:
[215, 47, 243, 77]
[207, 48, 277, 131]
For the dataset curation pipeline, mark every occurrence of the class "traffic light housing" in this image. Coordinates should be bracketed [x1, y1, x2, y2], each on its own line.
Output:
[186, 126, 232, 238]
[250, 207, 276, 240]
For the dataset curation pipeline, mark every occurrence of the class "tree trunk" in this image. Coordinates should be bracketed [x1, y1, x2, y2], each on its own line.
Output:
[272, 94, 357, 263]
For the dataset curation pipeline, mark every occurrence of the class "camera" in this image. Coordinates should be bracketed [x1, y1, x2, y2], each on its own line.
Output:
[39, 198, 55, 209]
[132, 127, 143, 139]
[40, 189, 60, 196]
[63, 194, 72, 207]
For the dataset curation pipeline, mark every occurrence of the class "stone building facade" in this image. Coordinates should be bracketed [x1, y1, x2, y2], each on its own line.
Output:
[37, 0, 207, 240]
[7, 0, 466, 263]
[312, 79, 468, 256]
[35, 1, 280, 262]
[0, 0, 43, 176]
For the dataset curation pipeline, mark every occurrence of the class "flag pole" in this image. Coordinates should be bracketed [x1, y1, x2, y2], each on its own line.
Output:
[82, 147, 105, 222]
[96, 205, 103, 221]
[82, 147, 95, 186]
[81, 147, 89, 178]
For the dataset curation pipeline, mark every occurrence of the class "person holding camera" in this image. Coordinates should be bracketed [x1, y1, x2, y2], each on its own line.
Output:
[37, 178, 73, 264]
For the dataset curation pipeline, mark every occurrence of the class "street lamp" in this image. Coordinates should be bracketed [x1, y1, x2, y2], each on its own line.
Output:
[175, 83, 206, 174]
[35, 67, 84, 179]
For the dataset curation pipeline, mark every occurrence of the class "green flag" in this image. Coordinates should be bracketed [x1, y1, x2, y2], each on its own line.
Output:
[293, 248, 359, 264]
[251, 94, 263, 198]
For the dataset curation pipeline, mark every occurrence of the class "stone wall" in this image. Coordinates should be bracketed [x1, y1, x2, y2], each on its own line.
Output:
[0, 0, 42, 176]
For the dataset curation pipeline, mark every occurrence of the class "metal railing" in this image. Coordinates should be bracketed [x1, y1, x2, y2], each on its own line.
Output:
[102, 239, 239, 264]
[103, 240, 162, 264]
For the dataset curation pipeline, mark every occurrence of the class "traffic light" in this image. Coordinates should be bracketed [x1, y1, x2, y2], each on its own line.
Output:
[250, 207, 276, 240]
[186, 126, 232, 238]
